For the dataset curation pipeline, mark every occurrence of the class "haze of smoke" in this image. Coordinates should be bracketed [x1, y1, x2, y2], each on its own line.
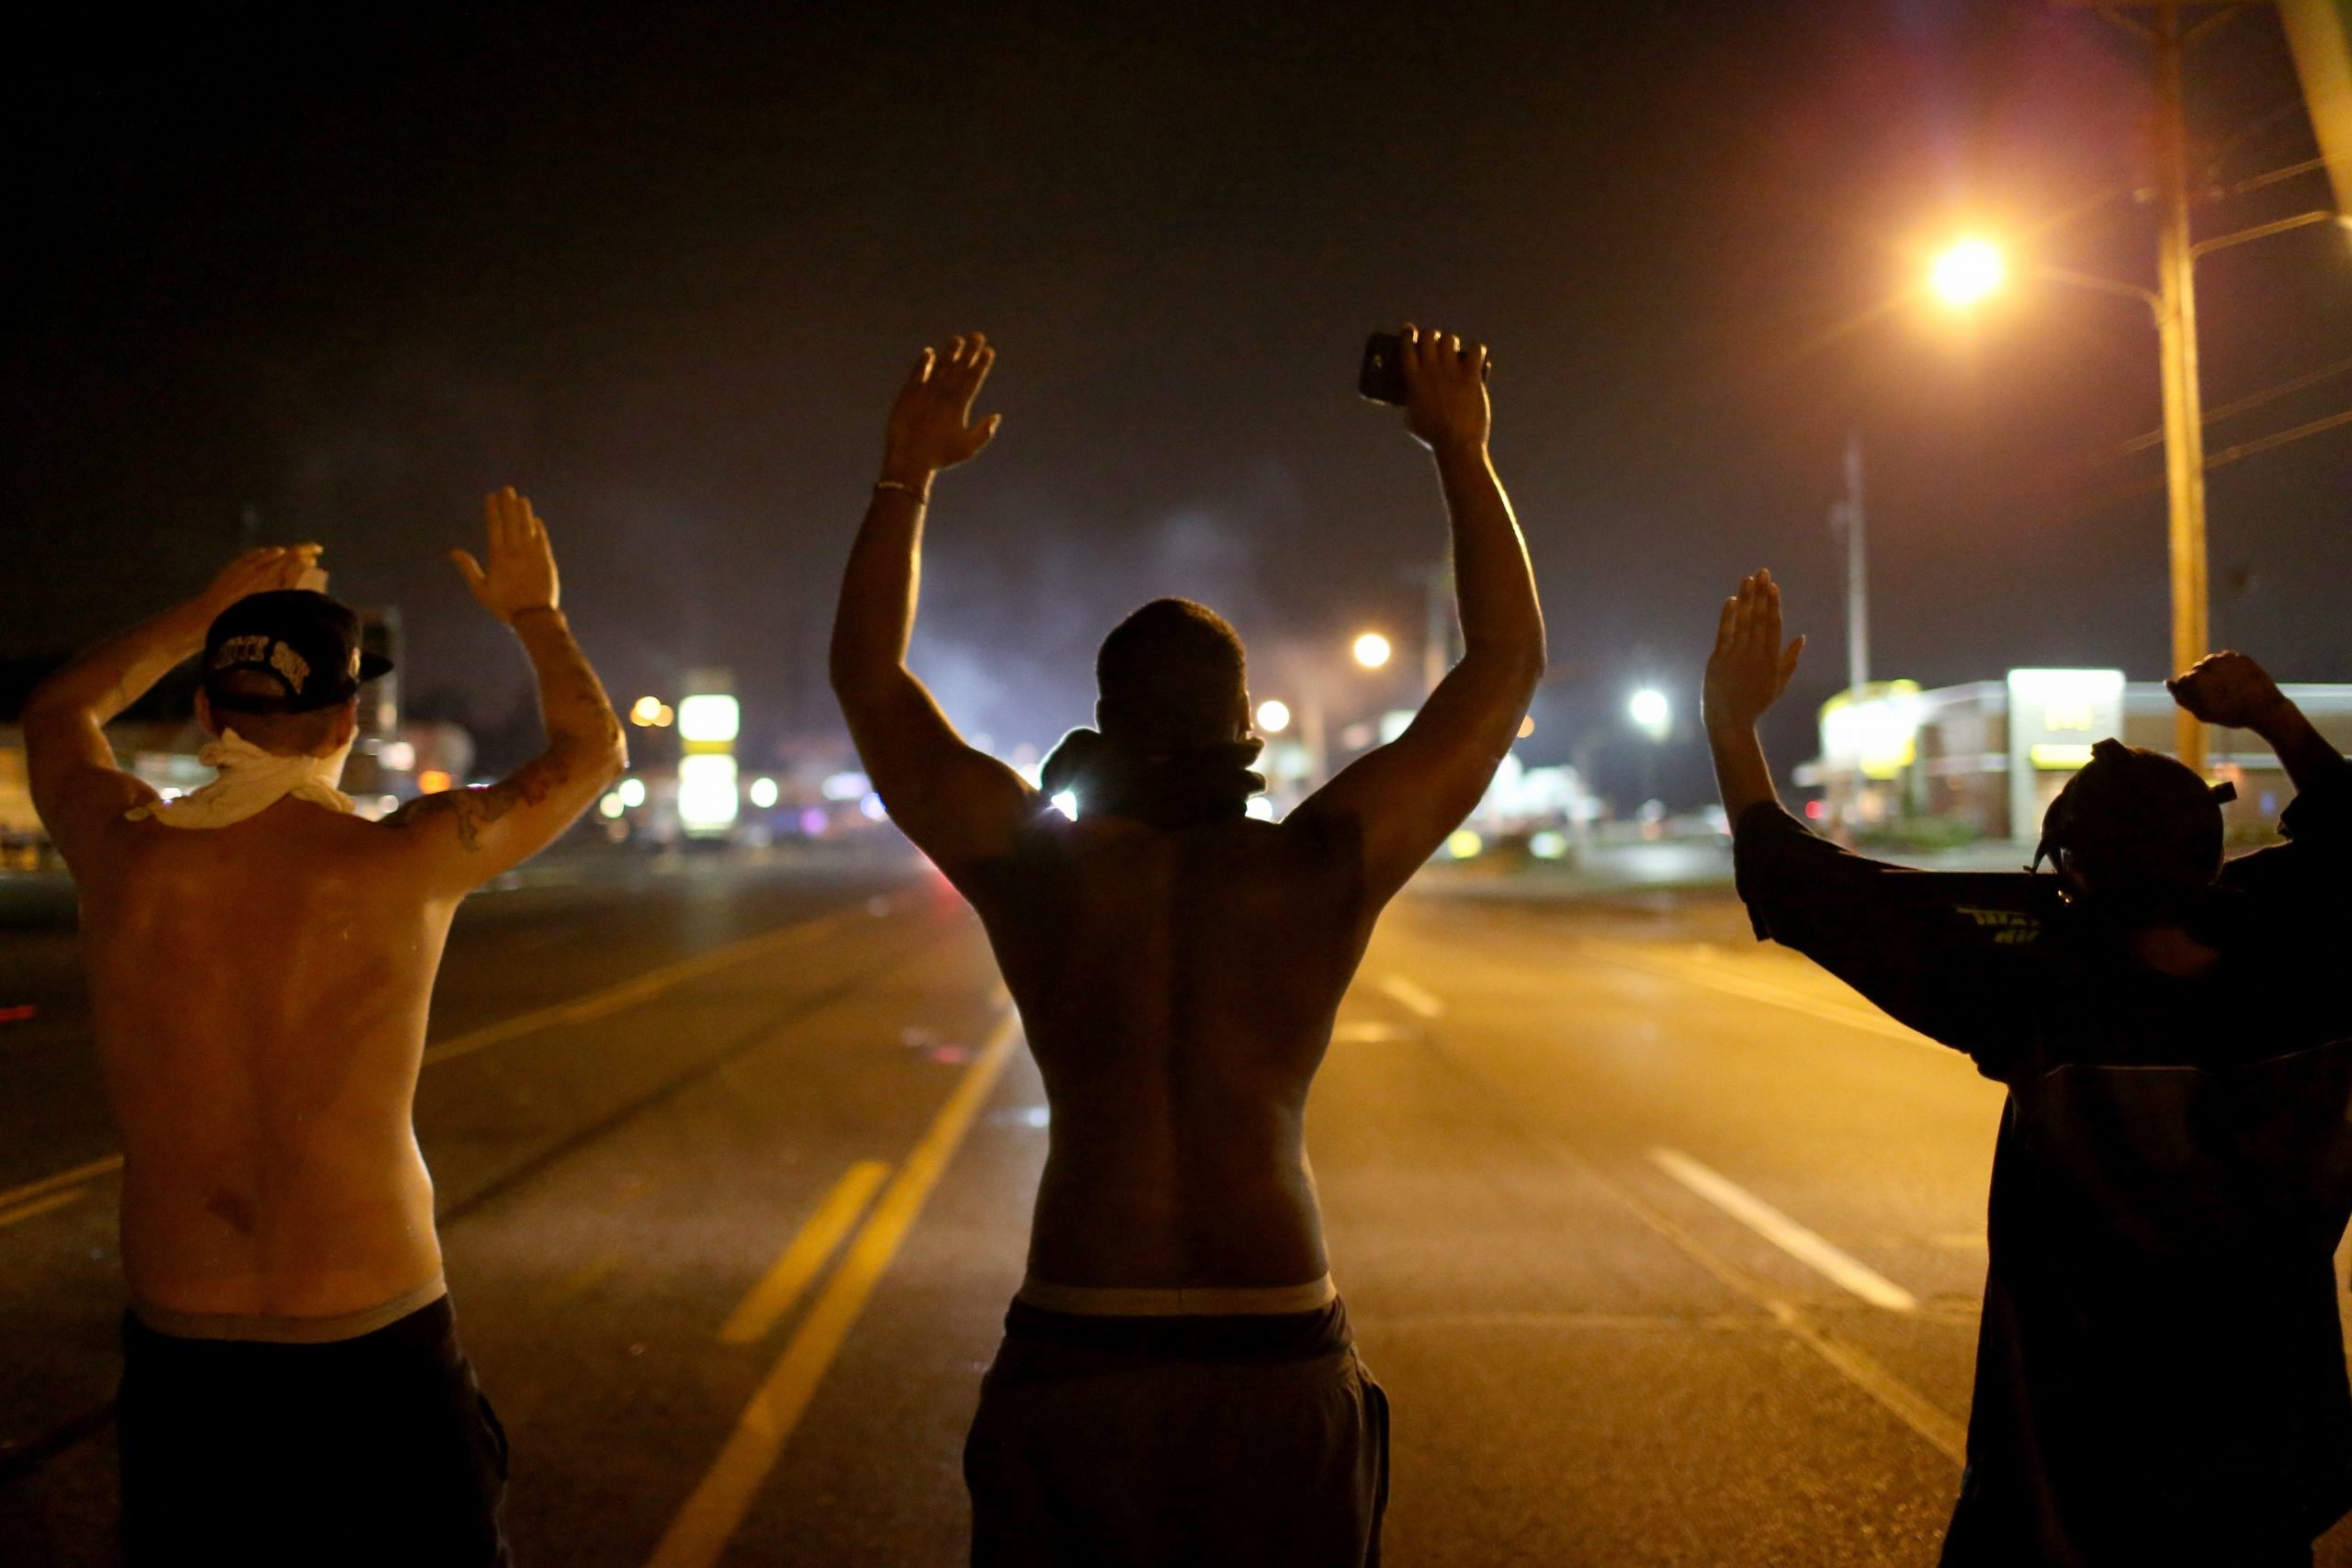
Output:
[911, 492, 1287, 761]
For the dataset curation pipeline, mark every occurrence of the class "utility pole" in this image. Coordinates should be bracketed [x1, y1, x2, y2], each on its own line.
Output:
[2066, 0, 2268, 770]
[2153, 2, 2214, 772]
[1830, 434, 1868, 695]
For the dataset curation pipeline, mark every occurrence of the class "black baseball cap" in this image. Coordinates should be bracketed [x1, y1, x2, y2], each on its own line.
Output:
[2031, 738, 2236, 905]
[202, 590, 393, 714]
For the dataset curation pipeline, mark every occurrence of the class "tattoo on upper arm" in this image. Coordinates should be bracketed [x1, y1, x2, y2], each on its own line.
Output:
[387, 753, 575, 852]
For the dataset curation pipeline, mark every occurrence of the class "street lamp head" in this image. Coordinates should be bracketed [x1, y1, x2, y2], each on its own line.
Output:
[1352, 632, 1393, 670]
[1255, 698, 1292, 734]
[1930, 238, 2006, 308]
[1629, 687, 1670, 740]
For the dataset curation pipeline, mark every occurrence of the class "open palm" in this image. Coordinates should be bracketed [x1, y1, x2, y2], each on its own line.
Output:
[1704, 570, 1804, 732]
[882, 333, 1001, 480]
[452, 487, 560, 623]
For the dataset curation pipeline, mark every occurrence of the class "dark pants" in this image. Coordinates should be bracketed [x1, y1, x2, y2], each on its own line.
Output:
[1940, 1470, 2317, 1568]
[965, 1299, 1389, 1568]
[118, 1296, 510, 1567]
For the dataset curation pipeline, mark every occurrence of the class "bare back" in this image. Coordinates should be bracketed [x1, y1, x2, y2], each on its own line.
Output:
[959, 809, 1373, 1290]
[830, 327, 1541, 1294]
[77, 800, 458, 1318]
[26, 511, 623, 1324]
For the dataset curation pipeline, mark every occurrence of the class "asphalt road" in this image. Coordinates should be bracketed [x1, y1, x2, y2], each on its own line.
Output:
[5, 843, 2351, 1565]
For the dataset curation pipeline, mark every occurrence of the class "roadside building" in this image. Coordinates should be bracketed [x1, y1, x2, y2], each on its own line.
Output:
[1799, 670, 2352, 845]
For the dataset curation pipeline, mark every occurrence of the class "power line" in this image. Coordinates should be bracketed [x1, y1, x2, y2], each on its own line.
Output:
[2115, 351, 2352, 453]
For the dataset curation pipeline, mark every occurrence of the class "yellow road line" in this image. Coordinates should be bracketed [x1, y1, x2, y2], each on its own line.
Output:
[0, 1186, 87, 1230]
[0, 1155, 125, 1213]
[0, 901, 888, 1216]
[718, 1161, 891, 1346]
[647, 1010, 1021, 1568]
[423, 907, 863, 1067]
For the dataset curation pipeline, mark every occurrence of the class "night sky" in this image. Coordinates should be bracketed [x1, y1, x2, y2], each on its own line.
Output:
[8, 2, 2349, 804]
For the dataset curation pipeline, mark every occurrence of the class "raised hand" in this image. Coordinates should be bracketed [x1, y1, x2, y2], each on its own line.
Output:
[2166, 650, 2289, 732]
[452, 487, 561, 624]
[882, 333, 1001, 484]
[196, 545, 322, 618]
[1704, 570, 1806, 734]
[1399, 323, 1490, 455]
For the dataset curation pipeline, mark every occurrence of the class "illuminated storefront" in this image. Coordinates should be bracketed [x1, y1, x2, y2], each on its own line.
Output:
[1799, 671, 2352, 843]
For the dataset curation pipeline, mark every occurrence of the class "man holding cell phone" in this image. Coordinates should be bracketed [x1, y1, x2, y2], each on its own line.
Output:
[831, 326, 1544, 1565]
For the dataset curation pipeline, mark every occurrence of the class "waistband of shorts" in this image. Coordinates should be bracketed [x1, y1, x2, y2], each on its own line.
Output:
[1015, 1272, 1337, 1317]
[129, 1274, 449, 1345]
[999, 1292, 1354, 1370]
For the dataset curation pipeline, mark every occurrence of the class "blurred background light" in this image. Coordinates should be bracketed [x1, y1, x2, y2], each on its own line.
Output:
[677, 754, 739, 829]
[676, 694, 740, 744]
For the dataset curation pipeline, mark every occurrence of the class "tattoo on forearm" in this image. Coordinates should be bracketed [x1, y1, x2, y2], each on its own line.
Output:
[515, 615, 624, 751]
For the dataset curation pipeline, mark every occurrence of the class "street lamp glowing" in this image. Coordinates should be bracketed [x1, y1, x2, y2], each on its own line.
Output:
[1352, 632, 1393, 670]
[1256, 699, 1292, 734]
[1930, 238, 2005, 307]
[1629, 687, 1670, 740]
[629, 695, 663, 727]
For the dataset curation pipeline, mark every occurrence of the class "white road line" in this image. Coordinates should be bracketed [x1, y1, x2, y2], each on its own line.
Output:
[1650, 1148, 1918, 1313]
[1579, 940, 1944, 1054]
[1377, 974, 1445, 1020]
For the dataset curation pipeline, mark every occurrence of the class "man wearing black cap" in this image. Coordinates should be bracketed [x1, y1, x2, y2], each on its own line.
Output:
[831, 330, 1544, 1564]
[23, 488, 626, 1565]
[1702, 570, 2352, 1566]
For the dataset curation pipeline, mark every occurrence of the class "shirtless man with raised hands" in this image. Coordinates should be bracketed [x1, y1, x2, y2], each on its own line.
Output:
[25, 488, 625, 1565]
[831, 329, 1544, 1565]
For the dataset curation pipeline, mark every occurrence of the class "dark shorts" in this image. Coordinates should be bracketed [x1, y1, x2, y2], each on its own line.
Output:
[965, 1297, 1389, 1568]
[118, 1295, 510, 1567]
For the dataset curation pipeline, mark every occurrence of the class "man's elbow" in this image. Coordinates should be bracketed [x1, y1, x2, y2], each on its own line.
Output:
[829, 647, 908, 709]
[560, 719, 628, 786]
[597, 719, 628, 783]
[1468, 637, 1545, 700]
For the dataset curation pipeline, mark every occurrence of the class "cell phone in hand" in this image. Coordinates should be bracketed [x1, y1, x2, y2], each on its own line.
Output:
[1358, 330, 1489, 406]
[1358, 333, 1407, 405]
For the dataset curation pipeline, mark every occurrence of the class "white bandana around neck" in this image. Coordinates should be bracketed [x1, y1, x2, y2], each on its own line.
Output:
[124, 728, 356, 829]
